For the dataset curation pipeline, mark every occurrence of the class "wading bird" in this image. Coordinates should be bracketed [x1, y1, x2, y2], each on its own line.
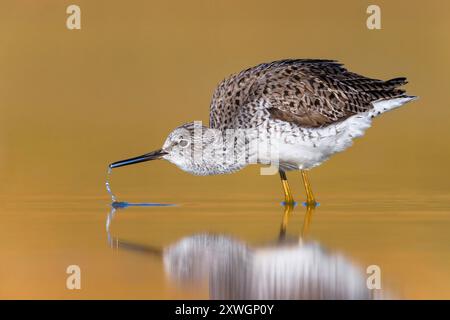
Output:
[109, 59, 416, 206]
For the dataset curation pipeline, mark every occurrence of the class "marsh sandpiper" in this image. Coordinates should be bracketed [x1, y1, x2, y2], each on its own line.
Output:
[109, 59, 416, 206]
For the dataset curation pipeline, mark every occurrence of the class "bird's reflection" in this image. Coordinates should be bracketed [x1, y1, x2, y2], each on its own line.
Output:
[106, 203, 376, 300]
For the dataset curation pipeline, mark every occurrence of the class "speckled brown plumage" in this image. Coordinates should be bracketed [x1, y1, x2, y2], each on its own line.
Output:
[209, 59, 410, 129]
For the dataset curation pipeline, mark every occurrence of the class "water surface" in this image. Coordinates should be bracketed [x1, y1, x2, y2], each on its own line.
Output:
[1, 192, 449, 299]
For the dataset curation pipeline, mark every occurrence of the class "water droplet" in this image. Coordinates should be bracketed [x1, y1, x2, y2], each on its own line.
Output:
[106, 166, 117, 202]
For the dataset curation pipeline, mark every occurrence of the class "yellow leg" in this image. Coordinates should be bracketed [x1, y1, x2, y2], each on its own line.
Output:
[301, 170, 317, 206]
[279, 170, 294, 205]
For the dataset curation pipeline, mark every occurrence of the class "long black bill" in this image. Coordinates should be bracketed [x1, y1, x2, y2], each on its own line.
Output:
[109, 149, 167, 169]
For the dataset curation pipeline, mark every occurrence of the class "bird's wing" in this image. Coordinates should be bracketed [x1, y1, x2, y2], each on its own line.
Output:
[209, 59, 409, 129]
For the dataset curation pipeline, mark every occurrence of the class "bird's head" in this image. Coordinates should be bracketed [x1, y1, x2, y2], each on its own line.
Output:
[109, 122, 230, 175]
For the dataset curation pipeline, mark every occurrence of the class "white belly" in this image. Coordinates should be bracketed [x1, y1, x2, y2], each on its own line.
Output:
[277, 113, 372, 170]
[258, 97, 415, 170]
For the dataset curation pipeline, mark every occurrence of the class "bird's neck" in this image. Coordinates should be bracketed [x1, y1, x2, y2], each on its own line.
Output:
[191, 128, 250, 175]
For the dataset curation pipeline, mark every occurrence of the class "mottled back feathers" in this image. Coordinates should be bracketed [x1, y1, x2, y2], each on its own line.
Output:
[209, 59, 412, 129]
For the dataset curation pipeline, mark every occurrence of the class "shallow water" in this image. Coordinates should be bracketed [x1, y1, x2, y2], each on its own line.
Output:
[1, 191, 449, 299]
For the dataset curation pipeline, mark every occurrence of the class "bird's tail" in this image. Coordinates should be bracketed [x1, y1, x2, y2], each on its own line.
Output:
[369, 95, 418, 118]
[367, 76, 417, 117]
[385, 77, 408, 87]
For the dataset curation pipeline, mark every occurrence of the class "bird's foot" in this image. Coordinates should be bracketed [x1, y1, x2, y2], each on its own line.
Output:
[302, 200, 319, 207]
[281, 199, 297, 207]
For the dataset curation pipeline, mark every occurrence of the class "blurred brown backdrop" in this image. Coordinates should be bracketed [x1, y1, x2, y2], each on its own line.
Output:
[0, 0, 449, 200]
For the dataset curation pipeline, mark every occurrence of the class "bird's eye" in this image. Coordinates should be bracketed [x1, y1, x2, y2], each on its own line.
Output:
[179, 139, 190, 147]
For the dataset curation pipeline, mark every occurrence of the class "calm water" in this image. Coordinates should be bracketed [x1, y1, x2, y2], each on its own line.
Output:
[1, 191, 449, 299]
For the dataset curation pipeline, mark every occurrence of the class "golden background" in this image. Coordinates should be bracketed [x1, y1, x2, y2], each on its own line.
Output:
[0, 0, 449, 299]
